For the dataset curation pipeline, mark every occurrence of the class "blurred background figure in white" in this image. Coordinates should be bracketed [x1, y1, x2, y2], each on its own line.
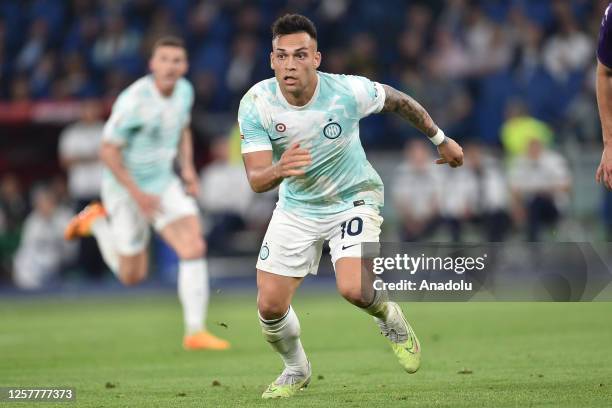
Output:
[198, 136, 254, 254]
[58, 99, 105, 280]
[392, 139, 441, 242]
[509, 139, 572, 241]
[13, 186, 76, 290]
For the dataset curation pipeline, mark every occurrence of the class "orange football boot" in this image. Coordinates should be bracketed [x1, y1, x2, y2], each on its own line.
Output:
[64, 202, 107, 240]
[183, 331, 231, 351]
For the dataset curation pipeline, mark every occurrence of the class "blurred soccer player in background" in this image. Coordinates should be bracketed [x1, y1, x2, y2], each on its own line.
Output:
[239, 14, 464, 399]
[64, 36, 229, 351]
[596, 2, 612, 188]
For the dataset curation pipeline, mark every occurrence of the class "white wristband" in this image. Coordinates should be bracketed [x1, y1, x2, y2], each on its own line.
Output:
[429, 128, 446, 146]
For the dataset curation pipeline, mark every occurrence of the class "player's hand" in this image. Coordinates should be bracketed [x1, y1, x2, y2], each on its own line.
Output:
[181, 167, 200, 197]
[596, 147, 612, 190]
[276, 143, 312, 177]
[131, 189, 160, 219]
[435, 137, 464, 168]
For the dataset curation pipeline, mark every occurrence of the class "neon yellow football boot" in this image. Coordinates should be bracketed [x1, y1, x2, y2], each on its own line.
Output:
[375, 302, 421, 373]
[261, 362, 311, 399]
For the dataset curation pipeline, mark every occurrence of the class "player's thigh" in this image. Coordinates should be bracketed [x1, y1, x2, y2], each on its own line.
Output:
[257, 269, 303, 319]
[154, 179, 204, 259]
[106, 197, 151, 259]
[256, 208, 324, 278]
[329, 206, 382, 301]
[158, 215, 206, 260]
[102, 198, 151, 283]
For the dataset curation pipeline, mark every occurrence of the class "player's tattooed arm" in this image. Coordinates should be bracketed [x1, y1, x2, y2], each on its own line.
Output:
[381, 84, 439, 138]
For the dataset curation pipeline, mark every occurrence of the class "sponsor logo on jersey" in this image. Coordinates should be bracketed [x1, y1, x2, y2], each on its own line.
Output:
[275, 123, 287, 132]
[323, 122, 342, 139]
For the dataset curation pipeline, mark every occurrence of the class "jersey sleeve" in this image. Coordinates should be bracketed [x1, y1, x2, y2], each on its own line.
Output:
[102, 95, 144, 146]
[183, 80, 195, 128]
[598, 4, 612, 68]
[345, 75, 386, 119]
[238, 92, 272, 154]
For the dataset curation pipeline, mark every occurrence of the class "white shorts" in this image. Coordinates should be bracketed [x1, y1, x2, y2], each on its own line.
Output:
[103, 179, 199, 256]
[256, 205, 383, 278]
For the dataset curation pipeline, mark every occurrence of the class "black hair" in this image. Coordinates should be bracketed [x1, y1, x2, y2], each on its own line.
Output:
[271, 14, 317, 41]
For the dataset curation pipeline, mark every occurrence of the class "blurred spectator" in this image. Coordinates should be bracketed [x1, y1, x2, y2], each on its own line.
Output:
[438, 165, 476, 242]
[346, 32, 380, 79]
[15, 18, 49, 73]
[509, 139, 572, 241]
[198, 137, 254, 254]
[92, 14, 141, 71]
[0, 174, 28, 233]
[429, 28, 471, 80]
[500, 100, 553, 157]
[560, 68, 600, 145]
[13, 186, 76, 290]
[30, 52, 56, 99]
[61, 52, 97, 98]
[225, 34, 261, 96]
[509, 11, 545, 84]
[464, 143, 511, 242]
[392, 139, 441, 241]
[464, 5, 512, 76]
[58, 99, 105, 279]
[542, 8, 592, 82]
[440, 143, 511, 242]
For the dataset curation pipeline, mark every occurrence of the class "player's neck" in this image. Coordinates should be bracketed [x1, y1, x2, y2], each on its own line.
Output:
[279, 74, 318, 107]
[153, 78, 175, 98]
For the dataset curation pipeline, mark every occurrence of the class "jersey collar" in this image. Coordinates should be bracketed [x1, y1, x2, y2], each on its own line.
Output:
[275, 72, 320, 110]
[148, 75, 177, 102]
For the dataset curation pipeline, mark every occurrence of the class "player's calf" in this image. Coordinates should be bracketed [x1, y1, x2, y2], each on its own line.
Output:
[337, 282, 371, 308]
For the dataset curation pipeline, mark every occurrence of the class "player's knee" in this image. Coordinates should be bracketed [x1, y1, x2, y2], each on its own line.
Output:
[257, 297, 290, 320]
[118, 264, 146, 286]
[338, 284, 369, 308]
[176, 237, 206, 260]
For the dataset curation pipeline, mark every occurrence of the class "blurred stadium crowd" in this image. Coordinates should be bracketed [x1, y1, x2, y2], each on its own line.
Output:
[0, 0, 609, 289]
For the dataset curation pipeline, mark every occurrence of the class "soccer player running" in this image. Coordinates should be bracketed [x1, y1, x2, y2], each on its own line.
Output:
[64, 37, 229, 351]
[238, 15, 463, 399]
[597, 3, 612, 189]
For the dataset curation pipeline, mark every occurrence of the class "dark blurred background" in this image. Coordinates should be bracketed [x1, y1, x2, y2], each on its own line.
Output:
[0, 0, 610, 291]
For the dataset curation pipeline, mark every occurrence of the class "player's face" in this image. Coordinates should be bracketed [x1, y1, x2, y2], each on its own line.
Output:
[271, 32, 320, 95]
[149, 46, 188, 95]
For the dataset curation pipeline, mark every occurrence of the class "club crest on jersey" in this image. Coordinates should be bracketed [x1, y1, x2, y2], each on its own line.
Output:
[323, 122, 342, 139]
[275, 123, 286, 132]
[259, 243, 270, 260]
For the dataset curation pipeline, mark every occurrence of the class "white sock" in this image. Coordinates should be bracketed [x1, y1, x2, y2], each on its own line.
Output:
[91, 217, 119, 274]
[362, 286, 390, 319]
[259, 306, 309, 374]
[178, 258, 208, 335]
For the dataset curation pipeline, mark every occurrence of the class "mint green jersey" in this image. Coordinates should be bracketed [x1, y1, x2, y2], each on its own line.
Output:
[101, 75, 194, 201]
[238, 72, 385, 219]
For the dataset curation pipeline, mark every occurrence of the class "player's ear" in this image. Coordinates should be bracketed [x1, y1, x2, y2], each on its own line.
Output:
[314, 51, 321, 69]
[270, 51, 274, 70]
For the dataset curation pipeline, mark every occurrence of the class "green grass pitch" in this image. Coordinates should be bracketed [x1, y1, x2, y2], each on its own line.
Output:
[1, 290, 611, 407]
